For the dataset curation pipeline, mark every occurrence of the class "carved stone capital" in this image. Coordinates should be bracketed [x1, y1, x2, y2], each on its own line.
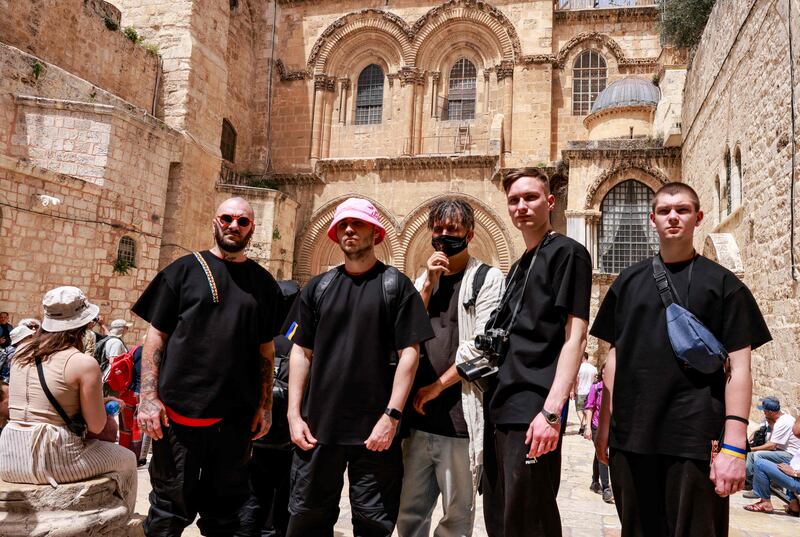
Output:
[314, 74, 336, 92]
[430, 71, 440, 83]
[339, 77, 351, 90]
[387, 73, 399, 88]
[399, 67, 424, 86]
[495, 61, 514, 81]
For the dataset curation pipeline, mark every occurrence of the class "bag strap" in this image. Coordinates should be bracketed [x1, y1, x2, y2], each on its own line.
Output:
[381, 266, 401, 367]
[193, 251, 220, 304]
[35, 353, 80, 429]
[313, 268, 340, 323]
[652, 256, 675, 308]
[463, 263, 490, 311]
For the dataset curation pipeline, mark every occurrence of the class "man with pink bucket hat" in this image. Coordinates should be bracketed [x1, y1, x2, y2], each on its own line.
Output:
[286, 197, 434, 537]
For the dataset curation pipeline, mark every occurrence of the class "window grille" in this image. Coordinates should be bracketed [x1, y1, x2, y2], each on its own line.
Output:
[117, 236, 136, 268]
[446, 58, 477, 121]
[572, 50, 607, 116]
[355, 65, 384, 125]
[598, 180, 658, 274]
[220, 119, 237, 163]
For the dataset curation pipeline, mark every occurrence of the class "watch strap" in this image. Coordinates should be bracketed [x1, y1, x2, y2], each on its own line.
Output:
[541, 408, 561, 425]
[384, 407, 402, 420]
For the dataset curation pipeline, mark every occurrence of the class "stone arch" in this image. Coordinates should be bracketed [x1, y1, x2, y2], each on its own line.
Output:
[398, 194, 514, 279]
[412, 1, 520, 68]
[585, 165, 670, 210]
[327, 32, 404, 78]
[555, 33, 627, 69]
[307, 10, 414, 73]
[294, 195, 402, 284]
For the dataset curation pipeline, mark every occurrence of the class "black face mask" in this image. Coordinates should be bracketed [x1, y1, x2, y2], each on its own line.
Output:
[432, 235, 468, 257]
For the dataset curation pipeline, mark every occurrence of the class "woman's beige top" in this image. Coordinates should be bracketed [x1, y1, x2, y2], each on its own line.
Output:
[8, 348, 83, 425]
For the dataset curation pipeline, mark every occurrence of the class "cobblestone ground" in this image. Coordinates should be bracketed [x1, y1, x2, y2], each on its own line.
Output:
[135, 416, 799, 536]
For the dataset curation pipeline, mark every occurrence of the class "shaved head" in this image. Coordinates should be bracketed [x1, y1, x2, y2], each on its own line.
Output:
[217, 197, 254, 219]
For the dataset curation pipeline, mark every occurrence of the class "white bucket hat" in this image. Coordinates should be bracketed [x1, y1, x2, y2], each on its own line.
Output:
[41, 286, 100, 332]
[10, 325, 34, 346]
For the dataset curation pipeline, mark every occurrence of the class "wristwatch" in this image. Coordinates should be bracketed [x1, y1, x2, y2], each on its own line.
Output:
[384, 407, 403, 421]
[541, 408, 561, 426]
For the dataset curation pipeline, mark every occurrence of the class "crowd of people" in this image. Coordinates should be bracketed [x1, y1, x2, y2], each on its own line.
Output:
[0, 168, 796, 537]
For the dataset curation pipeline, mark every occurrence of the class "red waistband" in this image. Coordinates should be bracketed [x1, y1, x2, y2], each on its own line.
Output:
[164, 405, 223, 427]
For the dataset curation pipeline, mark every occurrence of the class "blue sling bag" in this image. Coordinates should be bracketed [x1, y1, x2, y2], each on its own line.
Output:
[652, 255, 728, 374]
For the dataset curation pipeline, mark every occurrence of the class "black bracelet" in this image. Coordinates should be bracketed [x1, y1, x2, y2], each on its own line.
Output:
[725, 415, 749, 425]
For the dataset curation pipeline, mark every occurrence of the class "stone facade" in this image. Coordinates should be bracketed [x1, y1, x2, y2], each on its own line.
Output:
[681, 0, 800, 414]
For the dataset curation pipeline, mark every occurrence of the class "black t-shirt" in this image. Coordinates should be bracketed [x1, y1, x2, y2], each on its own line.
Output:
[406, 271, 468, 438]
[590, 255, 772, 460]
[131, 251, 280, 419]
[489, 233, 592, 425]
[0, 323, 12, 348]
[292, 262, 434, 445]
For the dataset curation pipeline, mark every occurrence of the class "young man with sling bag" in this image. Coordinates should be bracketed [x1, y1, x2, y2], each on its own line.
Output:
[591, 182, 771, 537]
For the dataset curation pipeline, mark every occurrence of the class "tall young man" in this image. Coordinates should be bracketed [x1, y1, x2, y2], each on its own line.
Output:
[397, 198, 504, 537]
[483, 168, 592, 537]
[591, 182, 772, 536]
[133, 197, 281, 536]
[286, 197, 434, 537]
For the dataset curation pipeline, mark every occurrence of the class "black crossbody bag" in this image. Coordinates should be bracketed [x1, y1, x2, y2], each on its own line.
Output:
[36, 355, 87, 437]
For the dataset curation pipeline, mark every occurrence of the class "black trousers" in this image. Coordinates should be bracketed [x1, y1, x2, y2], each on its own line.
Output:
[609, 449, 729, 537]
[286, 443, 403, 537]
[482, 425, 564, 537]
[144, 419, 252, 537]
[239, 446, 292, 537]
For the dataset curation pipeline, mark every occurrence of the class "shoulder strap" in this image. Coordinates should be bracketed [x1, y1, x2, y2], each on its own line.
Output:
[381, 266, 401, 367]
[463, 263, 490, 311]
[652, 255, 675, 309]
[35, 355, 80, 428]
[313, 268, 340, 322]
[193, 251, 220, 304]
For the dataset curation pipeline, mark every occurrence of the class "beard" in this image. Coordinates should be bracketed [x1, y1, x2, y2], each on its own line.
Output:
[214, 221, 254, 253]
[339, 231, 375, 261]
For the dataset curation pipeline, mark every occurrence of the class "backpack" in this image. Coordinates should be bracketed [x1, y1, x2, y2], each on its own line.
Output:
[313, 265, 401, 365]
[462, 263, 491, 311]
[105, 345, 139, 393]
[94, 335, 124, 372]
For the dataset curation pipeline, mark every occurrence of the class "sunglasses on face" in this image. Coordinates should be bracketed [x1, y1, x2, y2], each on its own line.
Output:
[217, 214, 252, 227]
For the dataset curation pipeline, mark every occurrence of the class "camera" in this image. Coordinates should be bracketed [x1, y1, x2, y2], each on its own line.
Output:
[457, 328, 509, 389]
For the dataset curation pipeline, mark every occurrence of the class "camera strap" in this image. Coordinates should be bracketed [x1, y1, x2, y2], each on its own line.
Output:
[489, 231, 553, 332]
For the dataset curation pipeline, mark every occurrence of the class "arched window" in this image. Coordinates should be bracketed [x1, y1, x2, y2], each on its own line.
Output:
[572, 50, 607, 116]
[446, 58, 477, 121]
[355, 64, 384, 125]
[117, 236, 136, 268]
[220, 119, 237, 162]
[724, 148, 732, 215]
[598, 180, 658, 274]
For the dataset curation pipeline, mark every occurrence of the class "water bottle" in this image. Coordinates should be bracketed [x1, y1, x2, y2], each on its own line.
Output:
[105, 400, 121, 416]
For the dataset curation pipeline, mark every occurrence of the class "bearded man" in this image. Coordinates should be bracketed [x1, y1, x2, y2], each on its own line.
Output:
[132, 197, 281, 536]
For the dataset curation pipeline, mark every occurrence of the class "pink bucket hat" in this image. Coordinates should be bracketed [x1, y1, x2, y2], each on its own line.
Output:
[327, 198, 387, 245]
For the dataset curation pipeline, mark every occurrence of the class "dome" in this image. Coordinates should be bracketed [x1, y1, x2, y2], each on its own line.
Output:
[590, 77, 661, 115]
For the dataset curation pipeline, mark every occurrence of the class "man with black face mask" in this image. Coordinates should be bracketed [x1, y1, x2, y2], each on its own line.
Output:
[397, 198, 504, 537]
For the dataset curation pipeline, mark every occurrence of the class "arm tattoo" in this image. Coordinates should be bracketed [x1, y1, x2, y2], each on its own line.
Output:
[260, 353, 274, 411]
[141, 346, 162, 395]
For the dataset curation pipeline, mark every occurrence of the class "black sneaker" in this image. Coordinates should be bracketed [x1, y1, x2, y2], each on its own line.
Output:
[602, 489, 614, 503]
[590, 482, 602, 494]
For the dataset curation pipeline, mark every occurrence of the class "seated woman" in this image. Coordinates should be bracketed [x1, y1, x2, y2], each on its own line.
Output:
[744, 414, 800, 517]
[0, 286, 137, 514]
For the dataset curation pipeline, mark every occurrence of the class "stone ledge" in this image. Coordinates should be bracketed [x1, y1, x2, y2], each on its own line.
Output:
[316, 154, 499, 173]
[0, 476, 143, 536]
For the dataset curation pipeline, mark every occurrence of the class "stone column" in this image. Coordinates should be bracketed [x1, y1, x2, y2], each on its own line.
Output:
[566, 210, 601, 268]
[400, 67, 419, 156]
[321, 77, 336, 158]
[497, 61, 514, 156]
[338, 78, 350, 124]
[309, 75, 326, 166]
[413, 74, 426, 155]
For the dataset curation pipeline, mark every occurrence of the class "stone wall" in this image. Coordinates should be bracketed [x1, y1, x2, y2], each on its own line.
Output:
[681, 0, 800, 414]
[0, 0, 160, 112]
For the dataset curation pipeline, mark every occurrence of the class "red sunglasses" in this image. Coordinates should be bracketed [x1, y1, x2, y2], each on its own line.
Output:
[217, 214, 252, 227]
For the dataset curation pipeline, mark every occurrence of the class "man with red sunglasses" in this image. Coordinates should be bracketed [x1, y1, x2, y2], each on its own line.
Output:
[132, 196, 282, 536]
